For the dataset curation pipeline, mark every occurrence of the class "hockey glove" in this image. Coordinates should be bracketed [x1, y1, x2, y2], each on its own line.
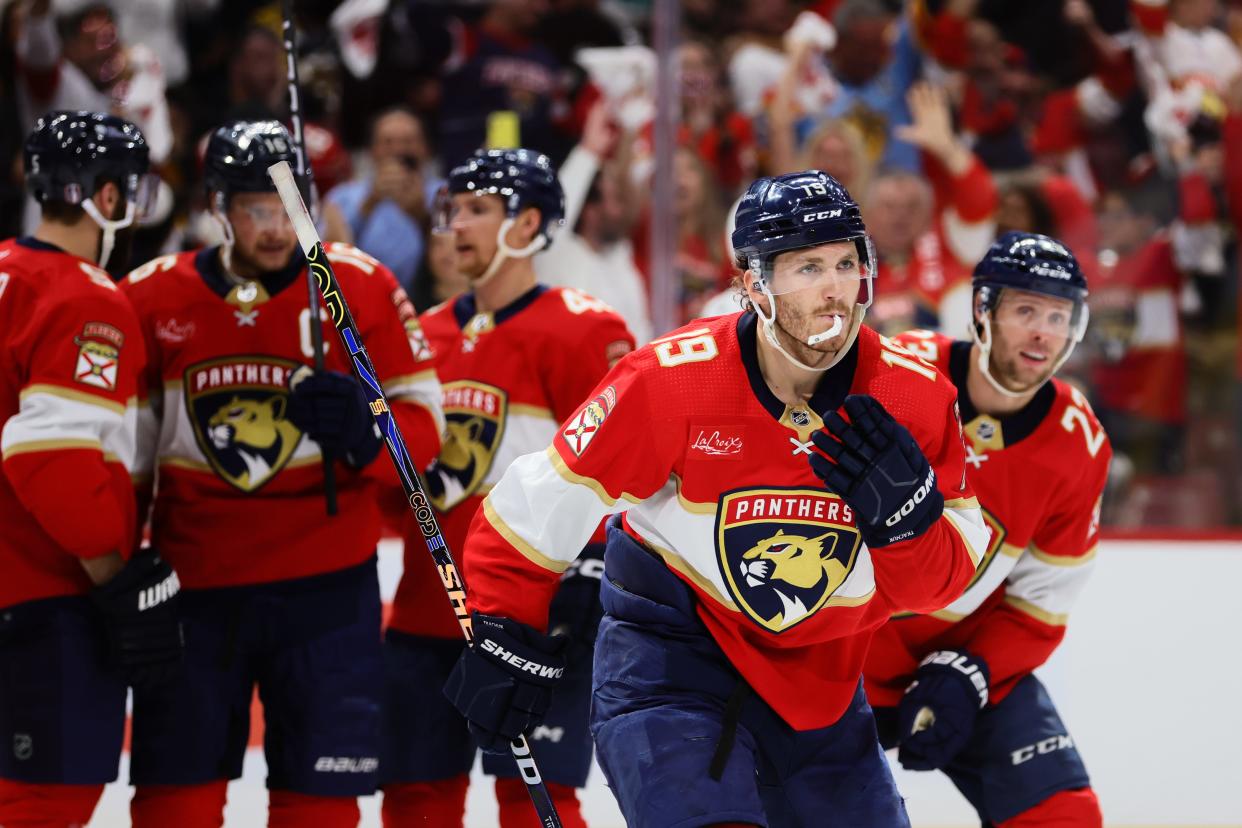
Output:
[809, 394, 944, 548]
[897, 649, 990, 771]
[90, 551, 184, 690]
[287, 367, 383, 468]
[547, 544, 605, 662]
[444, 613, 568, 754]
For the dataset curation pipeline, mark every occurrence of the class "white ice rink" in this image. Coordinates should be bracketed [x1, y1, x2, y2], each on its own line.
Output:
[87, 540, 1242, 826]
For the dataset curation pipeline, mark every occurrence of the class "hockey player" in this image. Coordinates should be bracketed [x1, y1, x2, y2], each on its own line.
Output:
[0, 111, 182, 827]
[866, 231, 1112, 826]
[119, 120, 443, 828]
[381, 148, 635, 828]
[444, 170, 991, 827]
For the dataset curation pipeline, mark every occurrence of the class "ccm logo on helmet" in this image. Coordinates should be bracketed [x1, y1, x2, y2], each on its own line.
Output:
[885, 468, 936, 527]
[802, 209, 843, 223]
[479, 638, 565, 679]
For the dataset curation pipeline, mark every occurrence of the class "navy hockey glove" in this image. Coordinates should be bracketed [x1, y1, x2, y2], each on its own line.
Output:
[444, 613, 568, 754]
[287, 367, 383, 468]
[897, 649, 990, 771]
[809, 394, 944, 547]
[547, 544, 605, 661]
[90, 551, 184, 690]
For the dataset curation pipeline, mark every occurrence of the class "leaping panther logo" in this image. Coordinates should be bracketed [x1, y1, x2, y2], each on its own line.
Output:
[717, 488, 862, 633]
[186, 357, 304, 492]
[426, 381, 507, 511]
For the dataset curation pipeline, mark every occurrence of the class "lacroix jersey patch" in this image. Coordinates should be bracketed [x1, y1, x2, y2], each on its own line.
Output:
[184, 356, 303, 492]
[73, 322, 125, 391]
[426, 380, 508, 511]
[716, 488, 862, 634]
[561, 386, 616, 458]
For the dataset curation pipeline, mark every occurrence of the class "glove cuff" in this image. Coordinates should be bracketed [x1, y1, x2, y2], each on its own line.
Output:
[913, 649, 990, 709]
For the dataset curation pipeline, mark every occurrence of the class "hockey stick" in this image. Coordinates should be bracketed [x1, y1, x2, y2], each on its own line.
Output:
[280, 0, 337, 515]
[267, 160, 564, 828]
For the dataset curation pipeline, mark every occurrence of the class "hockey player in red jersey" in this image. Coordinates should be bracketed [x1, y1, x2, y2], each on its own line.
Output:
[0, 111, 182, 827]
[119, 120, 443, 828]
[442, 170, 990, 827]
[381, 148, 634, 828]
[866, 231, 1112, 827]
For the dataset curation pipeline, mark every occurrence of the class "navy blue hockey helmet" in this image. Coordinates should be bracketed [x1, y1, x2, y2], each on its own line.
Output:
[204, 120, 298, 199]
[731, 170, 873, 295]
[970, 231, 1090, 394]
[24, 111, 152, 211]
[443, 148, 565, 248]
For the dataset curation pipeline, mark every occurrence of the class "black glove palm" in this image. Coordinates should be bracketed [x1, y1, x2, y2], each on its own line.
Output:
[287, 368, 383, 468]
[90, 551, 184, 689]
[897, 649, 990, 771]
[809, 394, 943, 547]
[444, 612, 568, 753]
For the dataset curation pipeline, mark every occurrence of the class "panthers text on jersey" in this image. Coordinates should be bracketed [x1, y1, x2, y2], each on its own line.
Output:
[865, 331, 1111, 707]
[120, 242, 443, 589]
[0, 238, 146, 608]
[460, 312, 989, 731]
[388, 284, 635, 639]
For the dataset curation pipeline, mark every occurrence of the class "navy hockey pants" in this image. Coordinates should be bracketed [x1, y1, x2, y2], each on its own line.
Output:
[591, 523, 909, 828]
[874, 673, 1092, 824]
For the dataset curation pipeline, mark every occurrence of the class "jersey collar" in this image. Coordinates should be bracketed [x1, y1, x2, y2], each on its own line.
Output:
[17, 236, 67, 254]
[194, 246, 306, 300]
[452, 284, 547, 332]
[949, 339, 1054, 448]
[737, 312, 859, 422]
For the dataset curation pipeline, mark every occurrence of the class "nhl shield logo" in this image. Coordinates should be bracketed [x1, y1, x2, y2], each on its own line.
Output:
[426, 380, 508, 511]
[185, 357, 304, 492]
[716, 487, 862, 633]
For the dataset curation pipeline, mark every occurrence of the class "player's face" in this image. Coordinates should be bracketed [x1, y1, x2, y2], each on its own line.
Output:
[753, 241, 862, 365]
[448, 193, 504, 279]
[986, 289, 1075, 391]
[226, 192, 298, 275]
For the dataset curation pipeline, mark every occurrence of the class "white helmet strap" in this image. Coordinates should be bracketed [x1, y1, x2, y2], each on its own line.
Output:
[473, 216, 547, 287]
[80, 198, 135, 271]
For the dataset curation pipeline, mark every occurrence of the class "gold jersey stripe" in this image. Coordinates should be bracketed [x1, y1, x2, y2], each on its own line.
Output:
[1029, 542, 1098, 567]
[1004, 594, 1068, 626]
[2, 438, 101, 458]
[20, 384, 129, 416]
[545, 446, 646, 507]
[482, 497, 572, 575]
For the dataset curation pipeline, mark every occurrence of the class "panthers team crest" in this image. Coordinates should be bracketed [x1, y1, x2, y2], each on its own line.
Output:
[426, 380, 508, 511]
[716, 487, 862, 633]
[185, 356, 304, 492]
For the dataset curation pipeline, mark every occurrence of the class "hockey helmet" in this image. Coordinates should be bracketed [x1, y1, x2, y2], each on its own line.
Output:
[25, 111, 154, 216]
[204, 120, 298, 200]
[439, 148, 565, 249]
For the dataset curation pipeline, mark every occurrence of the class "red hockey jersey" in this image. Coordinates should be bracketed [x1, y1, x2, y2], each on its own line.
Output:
[120, 242, 443, 589]
[389, 285, 635, 639]
[0, 237, 145, 608]
[462, 312, 989, 731]
[865, 331, 1111, 707]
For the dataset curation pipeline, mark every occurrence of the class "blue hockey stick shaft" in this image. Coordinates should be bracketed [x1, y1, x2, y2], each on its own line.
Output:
[267, 160, 562, 828]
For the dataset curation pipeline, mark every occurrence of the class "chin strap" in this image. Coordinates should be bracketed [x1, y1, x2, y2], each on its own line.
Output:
[209, 196, 244, 282]
[752, 279, 862, 373]
[473, 218, 548, 287]
[80, 199, 136, 271]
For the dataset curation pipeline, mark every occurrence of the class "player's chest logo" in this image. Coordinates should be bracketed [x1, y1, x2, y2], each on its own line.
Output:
[426, 380, 508, 511]
[184, 356, 303, 492]
[715, 488, 862, 634]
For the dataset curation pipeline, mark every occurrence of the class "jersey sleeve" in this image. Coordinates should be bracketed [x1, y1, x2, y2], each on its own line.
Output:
[871, 384, 989, 615]
[334, 245, 444, 473]
[543, 289, 636, 422]
[1, 282, 145, 560]
[463, 353, 673, 629]
[962, 404, 1111, 702]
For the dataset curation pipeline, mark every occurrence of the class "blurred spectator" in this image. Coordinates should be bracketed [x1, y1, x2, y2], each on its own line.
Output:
[537, 102, 653, 343]
[325, 106, 437, 291]
[1087, 186, 1189, 475]
[866, 82, 997, 338]
[11, 1, 172, 156]
[408, 230, 469, 313]
[634, 146, 732, 324]
[825, 0, 923, 171]
[676, 40, 757, 198]
[725, 0, 802, 117]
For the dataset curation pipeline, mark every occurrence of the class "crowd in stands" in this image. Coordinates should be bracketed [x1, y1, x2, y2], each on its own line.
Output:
[3, 0, 1241, 526]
